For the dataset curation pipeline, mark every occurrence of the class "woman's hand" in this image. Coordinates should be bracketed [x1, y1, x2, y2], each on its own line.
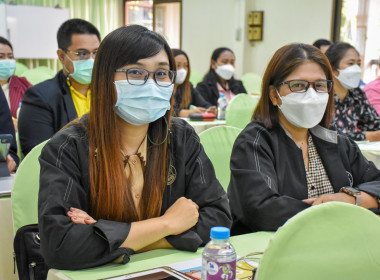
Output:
[161, 197, 199, 235]
[303, 193, 355, 206]
[206, 106, 217, 115]
[6, 155, 16, 172]
[67, 207, 97, 224]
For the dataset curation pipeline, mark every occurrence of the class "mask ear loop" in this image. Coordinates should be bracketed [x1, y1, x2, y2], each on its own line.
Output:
[63, 53, 74, 86]
[147, 117, 169, 146]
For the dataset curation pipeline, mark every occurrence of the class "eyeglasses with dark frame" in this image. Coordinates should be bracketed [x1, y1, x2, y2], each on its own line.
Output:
[65, 49, 97, 60]
[277, 79, 333, 93]
[115, 67, 176, 87]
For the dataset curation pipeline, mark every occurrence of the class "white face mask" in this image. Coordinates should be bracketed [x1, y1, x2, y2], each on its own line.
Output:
[215, 63, 235, 80]
[175, 68, 187, 85]
[276, 87, 329, 128]
[335, 65, 362, 89]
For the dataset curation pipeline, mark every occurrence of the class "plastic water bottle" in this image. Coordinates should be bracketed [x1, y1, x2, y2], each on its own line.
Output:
[217, 94, 227, 120]
[201, 227, 236, 280]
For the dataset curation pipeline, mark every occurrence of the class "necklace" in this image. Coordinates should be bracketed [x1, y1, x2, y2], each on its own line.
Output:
[121, 136, 147, 200]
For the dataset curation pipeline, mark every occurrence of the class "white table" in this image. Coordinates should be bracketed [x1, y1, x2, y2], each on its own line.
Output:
[357, 141, 380, 169]
[185, 119, 226, 134]
[0, 175, 17, 280]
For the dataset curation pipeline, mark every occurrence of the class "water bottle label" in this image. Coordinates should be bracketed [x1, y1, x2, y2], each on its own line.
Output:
[204, 260, 236, 280]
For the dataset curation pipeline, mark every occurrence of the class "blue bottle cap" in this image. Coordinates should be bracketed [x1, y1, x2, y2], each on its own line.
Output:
[219, 93, 225, 98]
[210, 226, 230, 239]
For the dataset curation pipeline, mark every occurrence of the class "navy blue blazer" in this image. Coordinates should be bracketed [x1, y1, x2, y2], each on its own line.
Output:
[18, 70, 77, 155]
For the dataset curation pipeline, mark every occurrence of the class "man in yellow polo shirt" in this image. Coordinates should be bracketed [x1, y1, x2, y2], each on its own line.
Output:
[19, 19, 100, 155]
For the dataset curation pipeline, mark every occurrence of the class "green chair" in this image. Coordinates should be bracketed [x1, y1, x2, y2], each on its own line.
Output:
[226, 94, 258, 129]
[14, 62, 29, 76]
[199, 126, 242, 190]
[241, 72, 262, 95]
[255, 202, 380, 280]
[20, 66, 55, 85]
[12, 140, 48, 234]
[189, 69, 203, 86]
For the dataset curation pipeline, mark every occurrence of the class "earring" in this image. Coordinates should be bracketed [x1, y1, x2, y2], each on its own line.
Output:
[147, 117, 170, 146]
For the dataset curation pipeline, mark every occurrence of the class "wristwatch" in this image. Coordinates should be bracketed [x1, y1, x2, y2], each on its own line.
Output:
[340, 187, 361, 206]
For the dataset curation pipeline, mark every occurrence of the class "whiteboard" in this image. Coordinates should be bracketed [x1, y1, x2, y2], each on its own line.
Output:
[5, 4, 70, 59]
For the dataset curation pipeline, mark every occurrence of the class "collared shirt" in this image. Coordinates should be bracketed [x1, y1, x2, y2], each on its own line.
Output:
[122, 136, 147, 213]
[1, 82, 10, 108]
[217, 82, 235, 103]
[305, 134, 334, 198]
[333, 88, 380, 141]
[67, 81, 91, 118]
[364, 75, 380, 116]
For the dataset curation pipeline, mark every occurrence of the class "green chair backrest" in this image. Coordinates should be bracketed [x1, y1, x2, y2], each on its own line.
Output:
[199, 126, 242, 190]
[255, 202, 380, 280]
[189, 69, 203, 86]
[241, 72, 262, 95]
[12, 140, 48, 233]
[20, 66, 55, 85]
[14, 62, 29, 76]
[226, 94, 258, 129]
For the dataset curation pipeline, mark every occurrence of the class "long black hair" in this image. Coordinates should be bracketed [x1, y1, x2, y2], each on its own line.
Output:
[88, 25, 175, 222]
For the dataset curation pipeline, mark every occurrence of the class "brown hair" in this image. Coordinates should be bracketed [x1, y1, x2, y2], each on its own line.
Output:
[172, 49, 192, 109]
[253, 43, 334, 129]
[88, 25, 175, 222]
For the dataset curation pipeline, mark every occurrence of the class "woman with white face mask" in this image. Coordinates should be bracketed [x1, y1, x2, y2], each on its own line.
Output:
[0, 36, 32, 130]
[171, 49, 216, 117]
[228, 43, 380, 234]
[196, 47, 247, 106]
[38, 25, 231, 270]
[325, 42, 380, 142]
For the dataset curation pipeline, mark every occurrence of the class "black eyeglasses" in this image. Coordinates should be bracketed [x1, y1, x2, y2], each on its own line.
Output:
[115, 68, 176, 87]
[65, 49, 97, 60]
[277, 79, 333, 93]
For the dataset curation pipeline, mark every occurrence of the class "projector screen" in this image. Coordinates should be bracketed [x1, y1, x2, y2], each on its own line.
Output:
[5, 4, 70, 59]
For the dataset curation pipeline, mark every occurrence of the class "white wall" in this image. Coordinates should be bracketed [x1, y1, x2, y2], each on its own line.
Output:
[182, 0, 246, 78]
[182, 0, 334, 79]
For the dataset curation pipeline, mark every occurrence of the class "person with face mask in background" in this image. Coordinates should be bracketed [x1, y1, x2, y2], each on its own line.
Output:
[18, 19, 100, 156]
[38, 25, 232, 270]
[228, 43, 380, 234]
[325, 42, 380, 142]
[171, 49, 216, 117]
[0, 37, 32, 130]
[196, 47, 247, 107]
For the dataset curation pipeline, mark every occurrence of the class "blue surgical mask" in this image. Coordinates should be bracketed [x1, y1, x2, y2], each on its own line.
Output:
[0, 59, 16, 80]
[114, 79, 173, 126]
[64, 54, 94, 85]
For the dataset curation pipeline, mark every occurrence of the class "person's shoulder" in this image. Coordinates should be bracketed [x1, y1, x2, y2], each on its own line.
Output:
[47, 116, 89, 147]
[25, 71, 65, 98]
[236, 121, 273, 143]
[170, 117, 194, 136]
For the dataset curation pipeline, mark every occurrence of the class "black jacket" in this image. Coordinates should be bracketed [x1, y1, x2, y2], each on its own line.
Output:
[19, 70, 77, 156]
[38, 116, 232, 270]
[0, 86, 18, 166]
[196, 71, 247, 106]
[173, 84, 211, 116]
[228, 121, 380, 234]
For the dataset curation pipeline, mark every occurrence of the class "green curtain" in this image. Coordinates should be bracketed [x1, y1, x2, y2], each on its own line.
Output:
[11, 0, 124, 71]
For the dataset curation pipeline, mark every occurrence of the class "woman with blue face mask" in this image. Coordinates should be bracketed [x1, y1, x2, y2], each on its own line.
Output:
[325, 42, 380, 142]
[0, 37, 32, 130]
[196, 47, 247, 107]
[38, 25, 232, 270]
[171, 49, 217, 117]
[228, 43, 380, 234]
